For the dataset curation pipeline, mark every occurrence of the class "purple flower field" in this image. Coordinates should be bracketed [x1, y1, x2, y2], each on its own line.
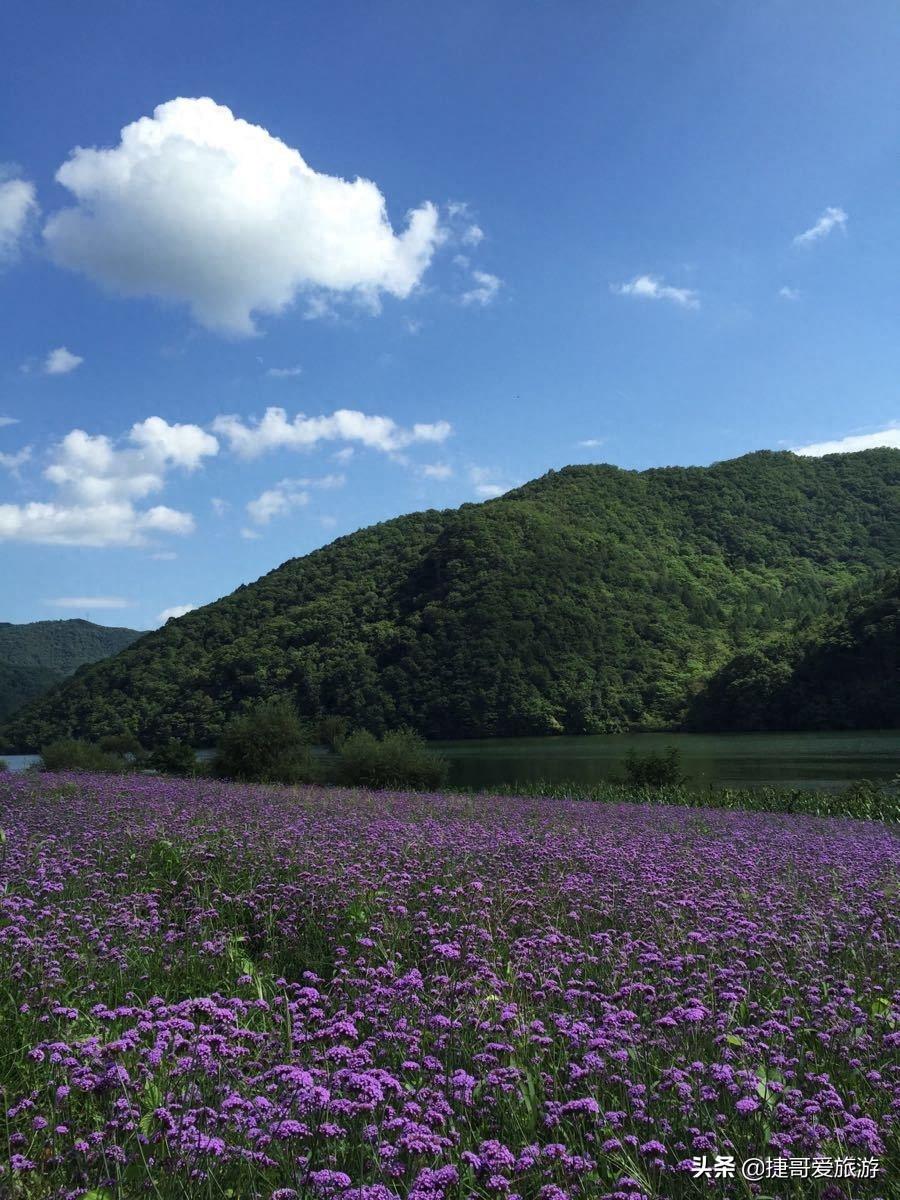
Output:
[1, 773, 897, 1199]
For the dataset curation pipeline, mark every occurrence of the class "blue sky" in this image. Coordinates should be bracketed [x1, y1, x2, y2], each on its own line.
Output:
[1, 0, 899, 628]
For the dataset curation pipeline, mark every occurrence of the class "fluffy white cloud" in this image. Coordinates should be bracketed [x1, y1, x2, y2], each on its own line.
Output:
[46, 417, 218, 503]
[44, 97, 445, 334]
[246, 481, 309, 525]
[793, 206, 847, 246]
[213, 406, 451, 458]
[266, 365, 303, 378]
[0, 177, 37, 261]
[48, 595, 133, 609]
[44, 346, 83, 375]
[612, 275, 699, 309]
[461, 270, 502, 307]
[0, 416, 214, 547]
[0, 501, 193, 547]
[461, 223, 484, 246]
[792, 425, 900, 456]
[158, 604, 197, 623]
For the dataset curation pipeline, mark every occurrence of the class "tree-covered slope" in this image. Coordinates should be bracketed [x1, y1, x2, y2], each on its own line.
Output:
[0, 619, 144, 723]
[3, 449, 898, 749]
[687, 570, 900, 731]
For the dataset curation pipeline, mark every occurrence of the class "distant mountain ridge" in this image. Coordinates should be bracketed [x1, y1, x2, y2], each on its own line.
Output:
[2, 448, 898, 750]
[0, 619, 145, 722]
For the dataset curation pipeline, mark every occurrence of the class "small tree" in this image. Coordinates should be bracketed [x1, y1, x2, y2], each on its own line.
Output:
[317, 715, 350, 751]
[622, 746, 685, 788]
[98, 732, 146, 762]
[40, 739, 122, 773]
[338, 728, 447, 790]
[148, 740, 197, 776]
[215, 698, 313, 783]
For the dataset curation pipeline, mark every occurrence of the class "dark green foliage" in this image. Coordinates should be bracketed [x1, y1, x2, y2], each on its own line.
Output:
[337, 728, 448, 790]
[40, 739, 122, 772]
[214, 698, 313, 783]
[98, 732, 146, 760]
[0, 619, 143, 724]
[3, 449, 899, 749]
[147, 740, 198, 776]
[689, 570, 900, 731]
[623, 746, 685, 787]
[0, 758, 7, 772]
[317, 714, 350, 750]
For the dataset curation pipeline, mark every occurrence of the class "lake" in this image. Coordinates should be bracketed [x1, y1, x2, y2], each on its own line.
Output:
[3, 730, 898, 792]
[432, 730, 900, 792]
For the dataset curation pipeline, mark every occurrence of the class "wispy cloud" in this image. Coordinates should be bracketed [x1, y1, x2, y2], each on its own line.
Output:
[778, 286, 801, 301]
[792, 424, 900, 456]
[793, 206, 847, 247]
[266, 364, 303, 378]
[47, 595, 133, 609]
[578, 438, 605, 448]
[0, 446, 31, 472]
[611, 274, 699, 309]
[158, 604, 197, 623]
[213, 407, 451, 458]
[460, 270, 502, 307]
[420, 463, 453, 480]
[0, 417, 19, 428]
[43, 346, 83, 376]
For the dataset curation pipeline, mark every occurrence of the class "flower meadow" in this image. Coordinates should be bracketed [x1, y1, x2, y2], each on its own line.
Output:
[1, 774, 898, 1200]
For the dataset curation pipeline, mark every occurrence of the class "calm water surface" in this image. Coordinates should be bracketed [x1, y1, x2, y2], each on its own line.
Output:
[432, 730, 900, 792]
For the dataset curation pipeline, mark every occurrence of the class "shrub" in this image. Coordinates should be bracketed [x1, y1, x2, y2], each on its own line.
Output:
[338, 728, 447, 790]
[214, 699, 314, 784]
[623, 746, 685, 788]
[316, 715, 350, 751]
[0, 758, 7, 772]
[148, 740, 198, 777]
[98, 732, 146, 761]
[40, 739, 121, 773]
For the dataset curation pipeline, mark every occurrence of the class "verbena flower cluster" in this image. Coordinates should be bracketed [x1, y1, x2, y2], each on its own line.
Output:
[1, 773, 897, 1199]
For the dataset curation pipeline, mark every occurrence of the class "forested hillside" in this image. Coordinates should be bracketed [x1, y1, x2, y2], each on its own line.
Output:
[687, 570, 899, 731]
[0, 619, 144, 722]
[3, 449, 898, 749]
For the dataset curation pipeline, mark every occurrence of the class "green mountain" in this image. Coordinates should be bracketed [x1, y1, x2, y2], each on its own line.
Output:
[0, 619, 144, 723]
[3, 449, 898, 750]
[687, 570, 900, 731]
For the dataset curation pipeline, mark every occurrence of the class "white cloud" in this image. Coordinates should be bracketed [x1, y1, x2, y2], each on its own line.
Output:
[213, 406, 451, 458]
[778, 286, 800, 301]
[404, 317, 423, 335]
[48, 595, 133, 609]
[421, 462, 453, 480]
[158, 603, 197, 623]
[240, 527, 261, 540]
[0, 446, 31, 472]
[0, 417, 19, 428]
[611, 275, 699, 309]
[793, 206, 847, 246]
[150, 551, 178, 560]
[44, 97, 445, 334]
[46, 417, 218, 503]
[246, 479, 310, 525]
[461, 223, 484, 246]
[44, 346, 83, 375]
[792, 425, 900, 456]
[0, 176, 37, 262]
[210, 496, 229, 516]
[469, 465, 509, 498]
[0, 416, 214, 547]
[0, 501, 193, 547]
[578, 438, 605, 448]
[266, 364, 303, 378]
[461, 270, 502, 307]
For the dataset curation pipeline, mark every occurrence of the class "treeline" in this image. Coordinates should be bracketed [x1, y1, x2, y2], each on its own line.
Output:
[3, 448, 899, 749]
